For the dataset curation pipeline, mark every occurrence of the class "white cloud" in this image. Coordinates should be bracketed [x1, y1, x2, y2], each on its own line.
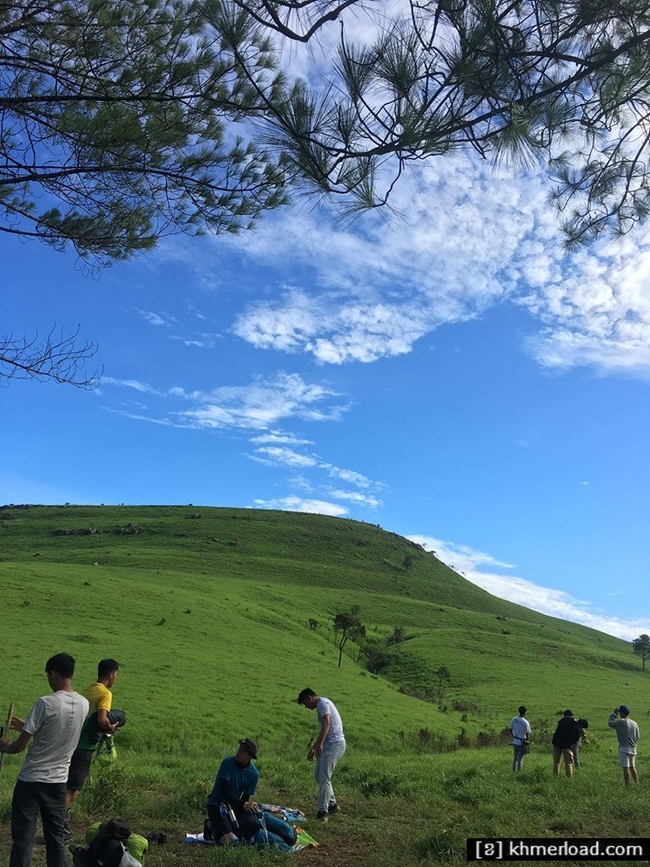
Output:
[178, 372, 348, 430]
[409, 535, 647, 641]
[251, 432, 314, 446]
[214, 156, 650, 377]
[101, 372, 350, 435]
[327, 488, 383, 508]
[252, 446, 319, 468]
[100, 374, 385, 509]
[170, 333, 220, 349]
[234, 292, 436, 363]
[101, 377, 162, 395]
[247, 446, 385, 507]
[136, 309, 174, 327]
[253, 496, 349, 516]
[326, 466, 375, 488]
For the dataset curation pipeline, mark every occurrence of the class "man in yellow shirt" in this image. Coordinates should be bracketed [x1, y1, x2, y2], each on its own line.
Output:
[66, 659, 120, 814]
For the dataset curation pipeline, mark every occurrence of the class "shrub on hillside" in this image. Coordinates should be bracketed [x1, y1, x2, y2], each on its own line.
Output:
[476, 728, 510, 748]
[398, 685, 436, 703]
[451, 699, 480, 713]
[360, 639, 391, 674]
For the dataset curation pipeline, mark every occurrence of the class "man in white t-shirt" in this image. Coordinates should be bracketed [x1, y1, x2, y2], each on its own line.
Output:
[509, 705, 531, 772]
[608, 705, 639, 786]
[297, 688, 346, 822]
[0, 653, 89, 867]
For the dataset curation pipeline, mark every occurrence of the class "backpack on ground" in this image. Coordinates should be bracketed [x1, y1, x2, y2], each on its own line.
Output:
[72, 819, 131, 867]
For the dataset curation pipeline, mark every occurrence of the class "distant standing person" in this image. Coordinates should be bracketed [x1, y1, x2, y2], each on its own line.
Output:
[551, 710, 581, 777]
[297, 688, 346, 822]
[509, 706, 531, 772]
[571, 718, 588, 769]
[608, 705, 639, 786]
[0, 653, 89, 867]
[66, 659, 120, 814]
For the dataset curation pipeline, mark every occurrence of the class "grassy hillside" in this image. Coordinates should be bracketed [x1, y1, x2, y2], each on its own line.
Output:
[0, 504, 646, 867]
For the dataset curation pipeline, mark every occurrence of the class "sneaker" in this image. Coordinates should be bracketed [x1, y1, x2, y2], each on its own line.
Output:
[328, 802, 341, 814]
[315, 811, 329, 823]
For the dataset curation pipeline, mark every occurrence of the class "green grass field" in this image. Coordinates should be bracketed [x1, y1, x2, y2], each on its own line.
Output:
[0, 505, 646, 867]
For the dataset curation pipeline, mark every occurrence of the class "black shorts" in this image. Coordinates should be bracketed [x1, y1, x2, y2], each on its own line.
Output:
[67, 749, 94, 791]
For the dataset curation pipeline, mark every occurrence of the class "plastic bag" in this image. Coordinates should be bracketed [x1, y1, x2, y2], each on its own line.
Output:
[95, 735, 118, 766]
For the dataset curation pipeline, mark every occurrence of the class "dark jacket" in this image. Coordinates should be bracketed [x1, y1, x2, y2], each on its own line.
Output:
[552, 716, 581, 748]
[84, 709, 127, 744]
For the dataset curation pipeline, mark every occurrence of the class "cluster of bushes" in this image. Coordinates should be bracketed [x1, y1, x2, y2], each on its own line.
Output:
[52, 523, 142, 536]
[395, 726, 510, 754]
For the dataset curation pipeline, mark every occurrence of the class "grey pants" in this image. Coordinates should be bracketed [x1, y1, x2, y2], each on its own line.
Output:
[512, 744, 527, 771]
[315, 739, 346, 812]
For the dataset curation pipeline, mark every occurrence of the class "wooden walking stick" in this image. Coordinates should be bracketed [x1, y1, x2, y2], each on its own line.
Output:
[0, 703, 15, 778]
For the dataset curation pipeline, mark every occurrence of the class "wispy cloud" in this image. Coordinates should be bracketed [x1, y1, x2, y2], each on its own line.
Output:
[100, 372, 383, 511]
[101, 377, 163, 395]
[136, 309, 175, 328]
[326, 467, 376, 488]
[101, 372, 347, 431]
[170, 333, 221, 349]
[326, 488, 383, 508]
[179, 373, 348, 430]
[253, 496, 349, 516]
[248, 445, 385, 508]
[251, 446, 319, 468]
[409, 535, 647, 641]
[251, 432, 314, 446]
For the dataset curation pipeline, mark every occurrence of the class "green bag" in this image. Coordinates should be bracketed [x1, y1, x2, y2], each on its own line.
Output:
[95, 735, 118, 766]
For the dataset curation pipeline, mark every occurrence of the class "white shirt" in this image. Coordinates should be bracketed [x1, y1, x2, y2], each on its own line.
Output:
[19, 690, 90, 783]
[510, 715, 531, 746]
[317, 697, 345, 745]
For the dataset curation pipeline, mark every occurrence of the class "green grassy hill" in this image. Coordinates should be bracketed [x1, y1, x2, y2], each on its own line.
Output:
[0, 505, 646, 867]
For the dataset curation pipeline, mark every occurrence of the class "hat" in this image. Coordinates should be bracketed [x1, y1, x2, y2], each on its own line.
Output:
[619, 705, 630, 714]
[238, 737, 258, 758]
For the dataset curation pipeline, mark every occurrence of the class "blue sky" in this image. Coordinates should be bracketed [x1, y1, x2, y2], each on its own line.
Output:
[2, 154, 649, 641]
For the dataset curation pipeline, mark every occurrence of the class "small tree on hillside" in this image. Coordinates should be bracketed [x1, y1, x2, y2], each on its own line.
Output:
[387, 626, 406, 646]
[360, 639, 390, 674]
[632, 634, 650, 671]
[333, 610, 366, 668]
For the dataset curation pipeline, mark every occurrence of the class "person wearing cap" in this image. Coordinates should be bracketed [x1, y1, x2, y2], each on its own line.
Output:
[551, 710, 581, 777]
[608, 705, 639, 785]
[205, 739, 297, 850]
[297, 688, 346, 822]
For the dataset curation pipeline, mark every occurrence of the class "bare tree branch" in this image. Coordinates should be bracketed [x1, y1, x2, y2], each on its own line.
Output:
[0, 326, 101, 388]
